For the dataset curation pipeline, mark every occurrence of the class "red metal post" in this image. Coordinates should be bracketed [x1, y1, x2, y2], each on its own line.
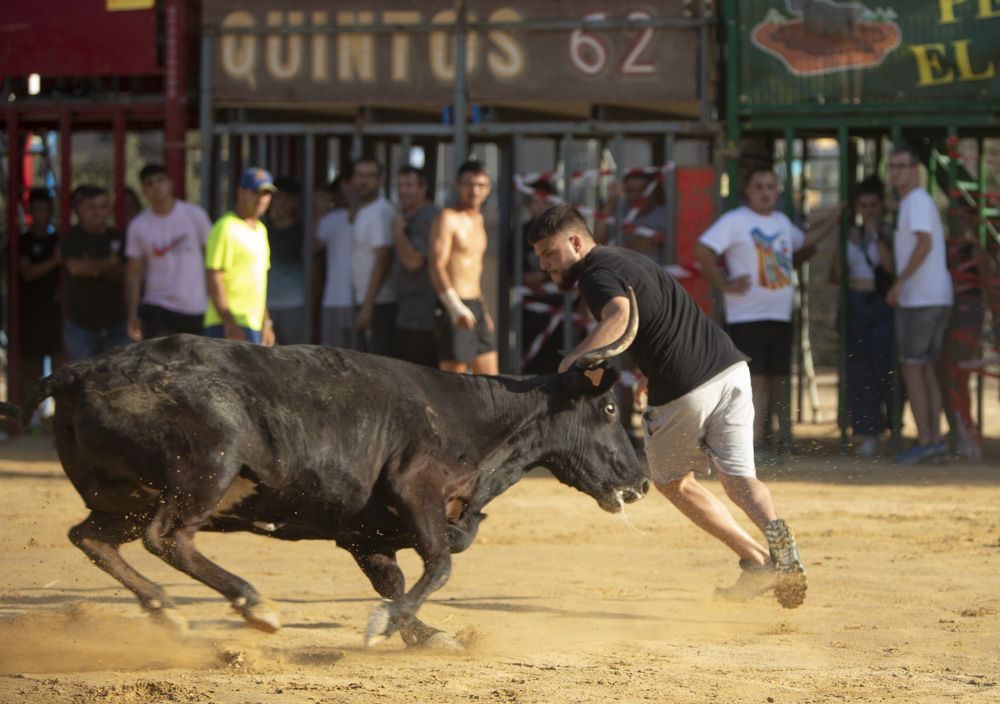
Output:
[59, 110, 72, 231]
[6, 110, 22, 404]
[113, 110, 126, 231]
[164, 0, 188, 198]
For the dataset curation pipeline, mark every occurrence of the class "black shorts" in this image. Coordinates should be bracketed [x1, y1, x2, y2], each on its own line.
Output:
[434, 299, 496, 364]
[140, 303, 204, 338]
[727, 320, 792, 376]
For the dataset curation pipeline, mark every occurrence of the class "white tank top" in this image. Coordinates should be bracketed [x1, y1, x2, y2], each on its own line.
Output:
[846, 237, 878, 280]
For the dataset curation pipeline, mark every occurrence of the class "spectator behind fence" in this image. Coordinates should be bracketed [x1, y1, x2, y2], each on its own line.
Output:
[695, 166, 835, 462]
[18, 188, 62, 396]
[316, 175, 356, 349]
[351, 158, 397, 355]
[430, 160, 499, 375]
[828, 176, 895, 458]
[60, 185, 129, 362]
[597, 169, 667, 260]
[516, 179, 576, 374]
[390, 166, 440, 367]
[885, 144, 954, 464]
[265, 177, 307, 345]
[939, 202, 995, 461]
[125, 164, 211, 341]
[204, 167, 275, 346]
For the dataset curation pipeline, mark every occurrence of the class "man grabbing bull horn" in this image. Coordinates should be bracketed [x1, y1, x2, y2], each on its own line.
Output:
[528, 203, 807, 609]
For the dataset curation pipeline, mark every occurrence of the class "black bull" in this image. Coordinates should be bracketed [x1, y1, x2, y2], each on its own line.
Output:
[2, 331, 648, 648]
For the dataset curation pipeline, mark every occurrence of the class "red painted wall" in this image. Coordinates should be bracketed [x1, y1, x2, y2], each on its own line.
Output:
[0, 1, 159, 77]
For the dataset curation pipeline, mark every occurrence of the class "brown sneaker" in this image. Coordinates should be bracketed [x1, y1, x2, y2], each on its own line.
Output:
[764, 518, 807, 609]
[714, 559, 777, 602]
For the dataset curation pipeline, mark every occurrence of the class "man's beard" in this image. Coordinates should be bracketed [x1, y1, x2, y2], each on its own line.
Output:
[556, 258, 586, 291]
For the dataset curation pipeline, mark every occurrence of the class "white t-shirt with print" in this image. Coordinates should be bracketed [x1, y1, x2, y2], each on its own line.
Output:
[351, 196, 396, 306]
[894, 187, 953, 308]
[125, 200, 212, 315]
[698, 206, 805, 324]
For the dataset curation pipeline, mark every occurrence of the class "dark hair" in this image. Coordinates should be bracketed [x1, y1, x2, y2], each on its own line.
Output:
[856, 175, 885, 201]
[456, 160, 488, 180]
[528, 178, 557, 196]
[398, 165, 429, 188]
[72, 184, 108, 205]
[28, 188, 53, 206]
[272, 177, 301, 195]
[526, 203, 592, 246]
[139, 164, 167, 183]
[743, 165, 775, 187]
[353, 157, 383, 176]
[891, 143, 920, 166]
[623, 171, 652, 186]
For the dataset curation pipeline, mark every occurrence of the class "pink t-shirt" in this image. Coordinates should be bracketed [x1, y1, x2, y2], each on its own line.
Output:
[125, 200, 212, 315]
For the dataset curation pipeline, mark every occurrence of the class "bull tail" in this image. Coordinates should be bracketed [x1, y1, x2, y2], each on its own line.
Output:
[0, 373, 70, 429]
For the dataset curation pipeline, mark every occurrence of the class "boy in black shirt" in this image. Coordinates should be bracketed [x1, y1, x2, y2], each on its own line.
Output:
[528, 204, 806, 609]
[61, 185, 128, 362]
[18, 189, 62, 398]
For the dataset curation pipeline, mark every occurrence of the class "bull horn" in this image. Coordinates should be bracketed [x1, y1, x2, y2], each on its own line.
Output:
[575, 287, 638, 369]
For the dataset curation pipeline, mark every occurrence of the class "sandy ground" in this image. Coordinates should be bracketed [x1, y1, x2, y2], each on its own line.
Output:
[0, 427, 998, 704]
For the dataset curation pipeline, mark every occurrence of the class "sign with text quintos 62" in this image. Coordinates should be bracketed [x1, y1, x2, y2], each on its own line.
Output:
[205, 0, 699, 107]
[740, 0, 1000, 108]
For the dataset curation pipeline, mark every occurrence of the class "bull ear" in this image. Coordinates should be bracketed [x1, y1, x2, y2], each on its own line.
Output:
[583, 368, 605, 387]
[560, 365, 620, 396]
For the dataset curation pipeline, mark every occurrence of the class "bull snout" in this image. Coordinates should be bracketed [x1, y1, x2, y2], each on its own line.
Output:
[621, 479, 649, 504]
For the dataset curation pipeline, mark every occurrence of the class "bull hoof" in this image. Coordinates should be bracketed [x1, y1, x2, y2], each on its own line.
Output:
[236, 600, 282, 633]
[422, 631, 465, 652]
[364, 603, 393, 648]
[149, 606, 189, 634]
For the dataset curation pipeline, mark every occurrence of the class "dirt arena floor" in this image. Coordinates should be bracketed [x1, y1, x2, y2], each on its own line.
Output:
[1, 422, 998, 703]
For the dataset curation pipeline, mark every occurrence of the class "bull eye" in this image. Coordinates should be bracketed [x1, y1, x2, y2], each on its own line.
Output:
[603, 403, 616, 415]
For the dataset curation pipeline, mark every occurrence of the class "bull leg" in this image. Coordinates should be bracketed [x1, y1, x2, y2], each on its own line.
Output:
[142, 498, 281, 633]
[68, 512, 188, 632]
[363, 497, 457, 649]
[351, 550, 446, 648]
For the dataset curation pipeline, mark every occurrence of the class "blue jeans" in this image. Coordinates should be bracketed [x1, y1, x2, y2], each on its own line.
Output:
[204, 325, 263, 344]
[64, 319, 130, 363]
[844, 290, 894, 436]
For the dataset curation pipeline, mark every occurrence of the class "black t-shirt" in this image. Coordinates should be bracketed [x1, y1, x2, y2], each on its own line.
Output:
[60, 226, 126, 330]
[578, 246, 747, 406]
[19, 230, 62, 354]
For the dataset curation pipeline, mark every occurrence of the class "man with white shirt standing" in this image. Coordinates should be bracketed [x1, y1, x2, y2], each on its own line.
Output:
[125, 164, 212, 341]
[351, 158, 397, 355]
[316, 175, 356, 349]
[695, 166, 831, 460]
[885, 144, 953, 464]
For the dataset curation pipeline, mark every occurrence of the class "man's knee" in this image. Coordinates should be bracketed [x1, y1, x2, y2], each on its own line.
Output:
[654, 472, 696, 501]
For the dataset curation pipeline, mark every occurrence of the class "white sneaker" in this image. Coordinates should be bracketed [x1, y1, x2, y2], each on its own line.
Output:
[855, 436, 878, 458]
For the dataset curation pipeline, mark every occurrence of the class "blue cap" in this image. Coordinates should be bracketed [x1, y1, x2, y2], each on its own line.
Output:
[239, 167, 277, 193]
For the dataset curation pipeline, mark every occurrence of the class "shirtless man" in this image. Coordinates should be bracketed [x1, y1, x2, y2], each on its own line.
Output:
[429, 160, 498, 374]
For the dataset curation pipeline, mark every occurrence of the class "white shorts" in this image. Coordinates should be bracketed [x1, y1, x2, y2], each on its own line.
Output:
[643, 362, 756, 483]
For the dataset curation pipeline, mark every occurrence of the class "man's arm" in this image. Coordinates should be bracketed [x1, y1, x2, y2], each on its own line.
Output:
[392, 215, 425, 272]
[262, 308, 275, 347]
[20, 251, 61, 282]
[559, 296, 630, 373]
[429, 210, 475, 329]
[64, 257, 108, 278]
[793, 206, 841, 267]
[124, 257, 144, 341]
[695, 242, 750, 295]
[886, 231, 931, 306]
[356, 245, 393, 329]
[205, 268, 243, 340]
